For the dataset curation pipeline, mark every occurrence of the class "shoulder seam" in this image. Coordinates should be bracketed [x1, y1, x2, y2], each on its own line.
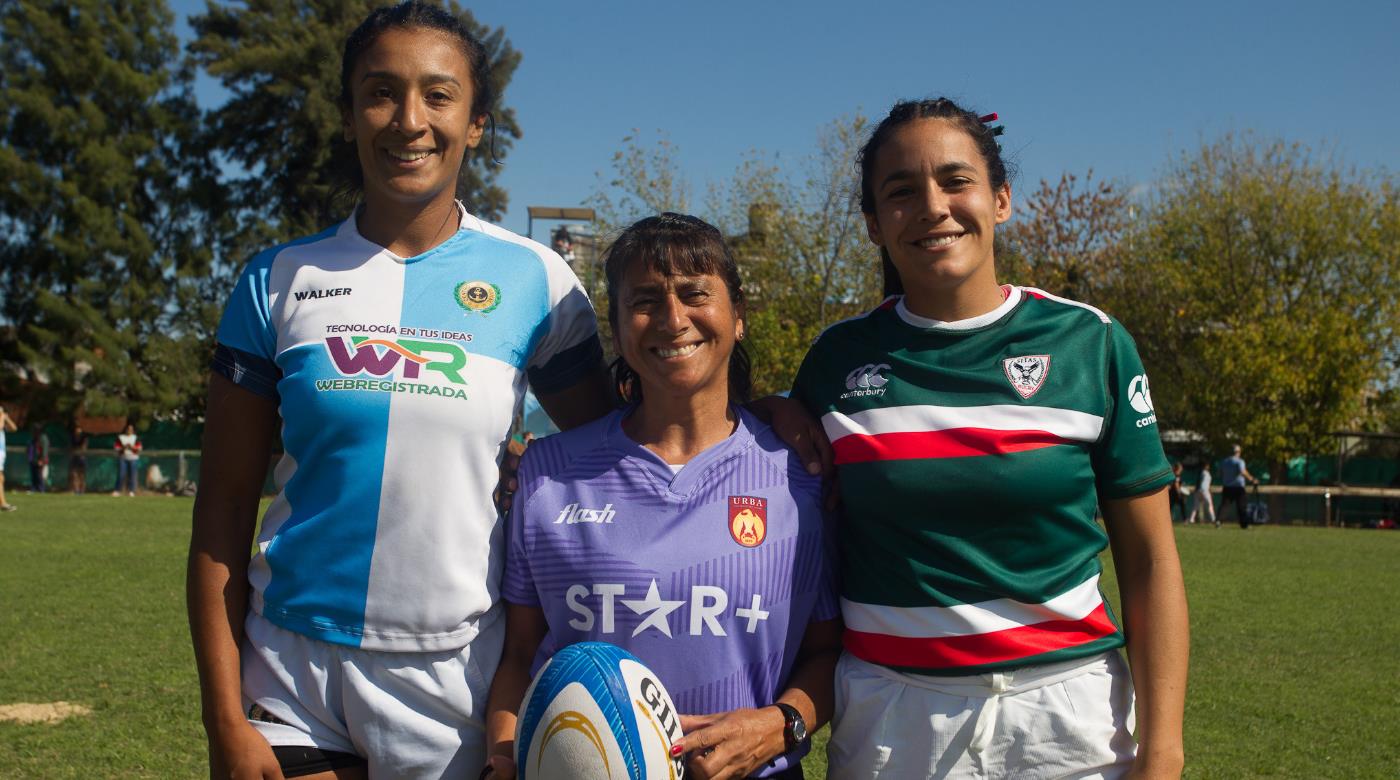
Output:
[813, 295, 899, 344]
[249, 224, 341, 270]
[1021, 286, 1111, 324]
[464, 217, 567, 268]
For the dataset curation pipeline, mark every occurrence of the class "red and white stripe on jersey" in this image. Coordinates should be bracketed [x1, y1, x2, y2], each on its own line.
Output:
[823, 404, 1104, 465]
[841, 575, 1116, 668]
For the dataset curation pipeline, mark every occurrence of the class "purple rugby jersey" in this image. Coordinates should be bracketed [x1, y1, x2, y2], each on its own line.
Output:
[503, 407, 837, 775]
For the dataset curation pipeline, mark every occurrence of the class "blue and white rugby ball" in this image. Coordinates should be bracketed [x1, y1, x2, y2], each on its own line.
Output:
[516, 641, 685, 780]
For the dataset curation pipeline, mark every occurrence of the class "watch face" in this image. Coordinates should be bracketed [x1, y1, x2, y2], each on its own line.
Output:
[791, 717, 807, 743]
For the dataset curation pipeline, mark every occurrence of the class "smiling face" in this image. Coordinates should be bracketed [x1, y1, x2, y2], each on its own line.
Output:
[342, 26, 485, 213]
[864, 118, 1012, 298]
[613, 257, 744, 405]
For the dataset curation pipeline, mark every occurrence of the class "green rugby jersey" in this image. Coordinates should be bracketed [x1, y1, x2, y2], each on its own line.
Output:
[792, 286, 1172, 675]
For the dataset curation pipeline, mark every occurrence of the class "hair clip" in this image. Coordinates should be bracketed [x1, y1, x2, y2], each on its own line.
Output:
[979, 112, 1005, 148]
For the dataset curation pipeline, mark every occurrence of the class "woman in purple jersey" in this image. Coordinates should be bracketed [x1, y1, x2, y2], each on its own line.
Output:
[795, 99, 1190, 779]
[484, 214, 842, 780]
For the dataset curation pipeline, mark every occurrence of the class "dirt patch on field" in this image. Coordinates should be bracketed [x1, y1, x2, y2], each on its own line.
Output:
[0, 701, 92, 724]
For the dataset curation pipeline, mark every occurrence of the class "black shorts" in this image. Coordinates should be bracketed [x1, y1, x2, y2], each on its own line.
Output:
[272, 745, 366, 777]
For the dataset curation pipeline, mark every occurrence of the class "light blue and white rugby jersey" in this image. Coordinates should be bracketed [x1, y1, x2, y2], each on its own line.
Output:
[212, 204, 602, 652]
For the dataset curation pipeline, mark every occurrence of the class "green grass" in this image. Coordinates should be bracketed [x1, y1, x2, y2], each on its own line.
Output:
[1, 496, 1397, 778]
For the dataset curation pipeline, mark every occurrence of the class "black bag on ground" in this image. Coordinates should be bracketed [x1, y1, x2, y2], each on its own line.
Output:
[1245, 485, 1270, 525]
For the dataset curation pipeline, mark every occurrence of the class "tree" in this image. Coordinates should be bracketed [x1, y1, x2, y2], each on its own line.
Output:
[188, 0, 522, 256]
[717, 115, 882, 396]
[1111, 136, 1400, 471]
[589, 116, 883, 397]
[0, 0, 216, 424]
[999, 170, 1132, 302]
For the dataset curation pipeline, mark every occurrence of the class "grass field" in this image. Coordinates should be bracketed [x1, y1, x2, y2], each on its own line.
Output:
[1, 495, 1397, 778]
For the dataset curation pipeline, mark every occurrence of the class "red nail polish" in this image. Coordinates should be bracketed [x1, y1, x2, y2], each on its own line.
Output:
[670, 743, 684, 757]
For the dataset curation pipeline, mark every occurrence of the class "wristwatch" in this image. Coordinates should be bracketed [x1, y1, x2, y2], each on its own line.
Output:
[773, 702, 807, 750]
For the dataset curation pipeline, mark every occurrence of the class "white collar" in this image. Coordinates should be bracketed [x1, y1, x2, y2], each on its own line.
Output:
[895, 285, 1021, 331]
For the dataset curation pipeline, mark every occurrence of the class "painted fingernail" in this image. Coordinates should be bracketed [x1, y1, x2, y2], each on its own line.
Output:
[670, 743, 684, 757]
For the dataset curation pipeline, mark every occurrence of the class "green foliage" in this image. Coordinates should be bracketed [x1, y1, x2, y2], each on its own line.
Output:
[188, 0, 522, 252]
[0, 0, 217, 424]
[999, 170, 1132, 301]
[1110, 137, 1400, 467]
[589, 116, 883, 396]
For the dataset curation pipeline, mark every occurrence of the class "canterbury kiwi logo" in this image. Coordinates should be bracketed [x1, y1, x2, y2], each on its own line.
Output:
[845, 363, 890, 391]
[539, 711, 610, 775]
[1127, 374, 1154, 414]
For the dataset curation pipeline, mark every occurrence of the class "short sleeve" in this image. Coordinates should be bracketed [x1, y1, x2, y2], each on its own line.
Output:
[525, 258, 603, 394]
[1093, 319, 1174, 498]
[211, 253, 281, 399]
[501, 473, 541, 607]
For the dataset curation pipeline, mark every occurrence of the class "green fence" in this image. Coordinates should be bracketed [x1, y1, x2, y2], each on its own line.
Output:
[4, 447, 278, 495]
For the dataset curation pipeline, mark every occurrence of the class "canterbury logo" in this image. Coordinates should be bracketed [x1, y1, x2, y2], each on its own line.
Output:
[845, 363, 890, 391]
[539, 711, 610, 775]
[1127, 374, 1154, 414]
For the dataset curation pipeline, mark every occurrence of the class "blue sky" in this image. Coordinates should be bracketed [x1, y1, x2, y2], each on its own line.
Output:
[172, 0, 1399, 238]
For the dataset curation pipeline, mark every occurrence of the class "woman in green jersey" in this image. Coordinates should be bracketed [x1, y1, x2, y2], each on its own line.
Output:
[791, 98, 1188, 779]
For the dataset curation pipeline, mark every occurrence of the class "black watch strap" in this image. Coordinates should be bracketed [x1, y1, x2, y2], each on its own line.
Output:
[773, 702, 807, 749]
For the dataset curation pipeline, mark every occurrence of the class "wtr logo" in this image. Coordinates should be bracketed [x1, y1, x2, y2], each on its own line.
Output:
[324, 337, 467, 384]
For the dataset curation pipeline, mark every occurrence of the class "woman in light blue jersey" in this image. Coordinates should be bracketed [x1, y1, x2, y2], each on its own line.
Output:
[187, 4, 616, 778]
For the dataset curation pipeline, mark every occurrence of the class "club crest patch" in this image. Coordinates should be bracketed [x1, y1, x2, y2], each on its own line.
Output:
[728, 496, 767, 548]
[1003, 355, 1050, 399]
[454, 280, 501, 314]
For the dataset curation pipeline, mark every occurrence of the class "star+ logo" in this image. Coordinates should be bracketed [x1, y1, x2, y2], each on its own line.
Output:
[564, 580, 772, 638]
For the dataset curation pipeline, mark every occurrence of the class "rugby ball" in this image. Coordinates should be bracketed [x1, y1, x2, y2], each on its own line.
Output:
[516, 642, 685, 780]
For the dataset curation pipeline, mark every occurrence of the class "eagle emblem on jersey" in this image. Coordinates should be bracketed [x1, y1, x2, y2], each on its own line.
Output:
[455, 280, 501, 314]
[1002, 355, 1051, 399]
[728, 496, 767, 548]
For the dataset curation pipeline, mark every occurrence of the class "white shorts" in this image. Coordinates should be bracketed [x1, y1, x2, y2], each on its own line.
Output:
[827, 650, 1137, 780]
[241, 609, 504, 778]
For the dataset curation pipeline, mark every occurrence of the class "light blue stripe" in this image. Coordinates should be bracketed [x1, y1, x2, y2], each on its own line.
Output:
[401, 231, 552, 371]
[259, 343, 390, 647]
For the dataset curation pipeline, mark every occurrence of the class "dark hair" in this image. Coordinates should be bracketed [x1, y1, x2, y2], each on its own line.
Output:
[337, 1, 495, 195]
[857, 98, 1013, 297]
[603, 213, 751, 405]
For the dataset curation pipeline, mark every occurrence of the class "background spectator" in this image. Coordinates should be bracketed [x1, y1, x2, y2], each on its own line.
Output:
[27, 422, 49, 493]
[114, 423, 142, 497]
[69, 424, 89, 494]
[0, 405, 15, 511]
[1220, 444, 1259, 528]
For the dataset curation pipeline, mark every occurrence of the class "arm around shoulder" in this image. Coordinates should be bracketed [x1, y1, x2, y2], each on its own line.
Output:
[534, 364, 614, 432]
